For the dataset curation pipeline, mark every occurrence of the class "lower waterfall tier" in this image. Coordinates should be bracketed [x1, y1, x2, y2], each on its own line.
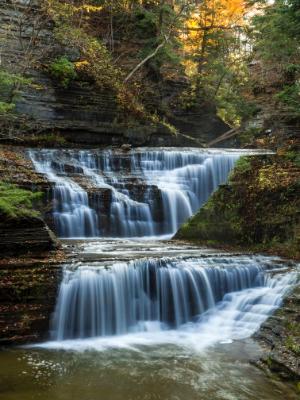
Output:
[51, 255, 297, 340]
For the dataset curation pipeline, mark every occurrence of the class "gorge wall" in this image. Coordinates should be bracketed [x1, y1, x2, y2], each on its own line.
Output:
[0, 0, 228, 147]
[0, 255, 62, 345]
[0, 146, 62, 345]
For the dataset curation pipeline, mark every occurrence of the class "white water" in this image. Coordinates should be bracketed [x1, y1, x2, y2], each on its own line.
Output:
[28, 149, 240, 238]
[28, 148, 297, 356]
[35, 254, 298, 352]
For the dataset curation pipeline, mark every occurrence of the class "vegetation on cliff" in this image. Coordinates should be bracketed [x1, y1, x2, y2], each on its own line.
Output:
[0, 0, 261, 141]
[173, 0, 300, 264]
[0, 181, 42, 219]
[176, 153, 300, 259]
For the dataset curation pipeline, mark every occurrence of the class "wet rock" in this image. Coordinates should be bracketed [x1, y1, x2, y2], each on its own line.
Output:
[253, 286, 300, 382]
[121, 144, 132, 152]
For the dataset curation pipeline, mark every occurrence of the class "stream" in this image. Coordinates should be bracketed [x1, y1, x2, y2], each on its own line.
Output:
[0, 148, 298, 399]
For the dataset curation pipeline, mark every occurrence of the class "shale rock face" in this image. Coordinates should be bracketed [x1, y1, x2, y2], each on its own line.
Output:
[0, 258, 61, 345]
[0, 216, 58, 256]
[0, 0, 228, 146]
[0, 145, 62, 345]
[253, 286, 300, 381]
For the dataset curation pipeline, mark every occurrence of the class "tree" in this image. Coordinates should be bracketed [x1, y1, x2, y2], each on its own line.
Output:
[180, 0, 253, 125]
[0, 0, 51, 140]
[252, 0, 300, 117]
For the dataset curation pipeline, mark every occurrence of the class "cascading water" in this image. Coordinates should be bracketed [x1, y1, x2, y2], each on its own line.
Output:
[6, 148, 296, 399]
[28, 147, 297, 354]
[29, 149, 239, 238]
[51, 255, 297, 343]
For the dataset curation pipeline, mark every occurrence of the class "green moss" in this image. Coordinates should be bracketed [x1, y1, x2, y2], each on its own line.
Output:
[285, 336, 300, 355]
[229, 156, 252, 178]
[0, 181, 42, 219]
[27, 133, 66, 146]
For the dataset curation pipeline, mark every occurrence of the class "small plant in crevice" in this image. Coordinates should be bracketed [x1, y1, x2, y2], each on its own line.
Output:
[49, 56, 77, 88]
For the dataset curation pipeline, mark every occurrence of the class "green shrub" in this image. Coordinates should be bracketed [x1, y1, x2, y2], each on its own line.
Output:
[0, 69, 31, 89]
[0, 101, 15, 114]
[0, 181, 42, 218]
[49, 56, 77, 88]
[0, 69, 31, 113]
[276, 83, 300, 117]
[284, 150, 300, 167]
[229, 156, 251, 180]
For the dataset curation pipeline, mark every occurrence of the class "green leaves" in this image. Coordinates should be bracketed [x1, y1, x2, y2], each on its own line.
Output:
[252, 0, 300, 116]
[276, 83, 300, 117]
[0, 182, 42, 219]
[0, 70, 31, 88]
[0, 102, 15, 114]
[0, 69, 32, 114]
[49, 56, 77, 88]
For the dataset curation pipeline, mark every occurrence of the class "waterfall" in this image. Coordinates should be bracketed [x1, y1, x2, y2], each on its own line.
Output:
[29, 149, 239, 238]
[51, 256, 297, 341]
[28, 148, 296, 352]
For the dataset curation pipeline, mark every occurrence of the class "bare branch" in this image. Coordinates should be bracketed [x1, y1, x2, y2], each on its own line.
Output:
[124, 35, 169, 83]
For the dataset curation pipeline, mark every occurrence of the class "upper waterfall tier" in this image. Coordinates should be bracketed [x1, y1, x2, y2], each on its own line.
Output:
[29, 148, 240, 238]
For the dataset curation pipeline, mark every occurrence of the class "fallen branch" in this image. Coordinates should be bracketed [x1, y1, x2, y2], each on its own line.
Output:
[124, 35, 169, 83]
[207, 127, 240, 147]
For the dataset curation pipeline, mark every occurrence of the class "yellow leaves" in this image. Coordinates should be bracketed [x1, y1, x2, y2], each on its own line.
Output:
[73, 5, 102, 14]
[182, 59, 198, 77]
[31, 83, 45, 91]
[45, 1, 102, 24]
[183, 0, 247, 50]
[257, 164, 297, 190]
[74, 60, 89, 70]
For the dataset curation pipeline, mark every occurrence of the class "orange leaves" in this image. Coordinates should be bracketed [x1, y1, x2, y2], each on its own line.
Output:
[183, 0, 248, 55]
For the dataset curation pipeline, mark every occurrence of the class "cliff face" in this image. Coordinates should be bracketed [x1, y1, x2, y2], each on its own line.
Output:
[0, 0, 228, 146]
[0, 255, 62, 345]
[0, 145, 62, 344]
[0, 146, 58, 255]
[253, 286, 300, 382]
